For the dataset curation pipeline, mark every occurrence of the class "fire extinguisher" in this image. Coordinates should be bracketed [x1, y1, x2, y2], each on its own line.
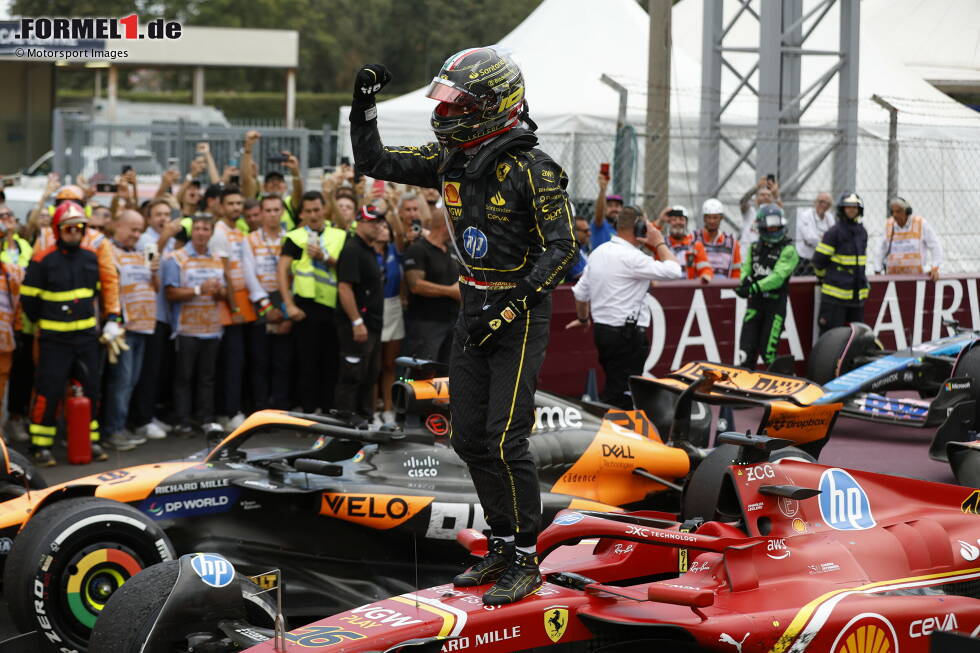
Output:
[66, 381, 92, 465]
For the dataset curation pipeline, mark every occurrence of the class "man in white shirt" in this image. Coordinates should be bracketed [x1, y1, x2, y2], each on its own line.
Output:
[795, 192, 835, 274]
[739, 177, 780, 247]
[878, 197, 942, 282]
[568, 206, 682, 408]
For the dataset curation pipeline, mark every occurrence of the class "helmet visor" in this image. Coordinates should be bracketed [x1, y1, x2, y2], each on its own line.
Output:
[760, 215, 784, 229]
[426, 78, 485, 111]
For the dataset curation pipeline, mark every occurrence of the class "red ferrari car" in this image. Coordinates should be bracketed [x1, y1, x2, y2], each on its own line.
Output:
[86, 432, 980, 652]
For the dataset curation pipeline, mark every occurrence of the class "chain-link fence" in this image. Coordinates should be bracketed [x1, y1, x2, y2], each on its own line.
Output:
[340, 87, 980, 274]
[52, 111, 339, 182]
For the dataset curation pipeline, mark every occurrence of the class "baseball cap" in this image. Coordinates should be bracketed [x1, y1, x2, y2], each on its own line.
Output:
[606, 194, 624, 204]
[357, 206, 383, 222]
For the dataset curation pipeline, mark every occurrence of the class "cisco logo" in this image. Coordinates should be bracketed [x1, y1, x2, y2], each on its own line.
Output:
[818, 468, 876, 531]
[403, 455, 439, 478]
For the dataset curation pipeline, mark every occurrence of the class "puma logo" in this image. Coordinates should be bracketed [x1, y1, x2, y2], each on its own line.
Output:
[719, 633, 749, 653]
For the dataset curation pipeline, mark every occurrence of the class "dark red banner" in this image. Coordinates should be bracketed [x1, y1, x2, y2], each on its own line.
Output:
[541, 274, 980, 397]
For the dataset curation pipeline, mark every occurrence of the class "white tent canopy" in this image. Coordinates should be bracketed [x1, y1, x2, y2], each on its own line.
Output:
[863, 0, 980, 93]
[339, 0, 980, 271]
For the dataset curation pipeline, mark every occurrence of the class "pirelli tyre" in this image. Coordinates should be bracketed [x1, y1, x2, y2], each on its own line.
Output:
[3, 497, 176, 653]
[806, 324, 880, 384]
[681, 445, 816, 523]
[0, 449, 47, 500]
[89, 559, 276, 653]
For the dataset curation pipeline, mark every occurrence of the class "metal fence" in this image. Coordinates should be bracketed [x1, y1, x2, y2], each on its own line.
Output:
[52, 90, 980, 275]
[52, 109, 338, 182]
[344, 92, 980, 274]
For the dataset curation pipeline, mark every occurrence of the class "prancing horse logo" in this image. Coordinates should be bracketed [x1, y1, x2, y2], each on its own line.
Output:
[544, 606, 569, 643]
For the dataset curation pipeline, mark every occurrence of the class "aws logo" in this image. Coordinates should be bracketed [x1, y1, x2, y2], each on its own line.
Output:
[320, 492, 433, 529]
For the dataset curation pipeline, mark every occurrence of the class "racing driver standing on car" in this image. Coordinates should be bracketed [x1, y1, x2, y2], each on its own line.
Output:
[350, 49, 577, 605]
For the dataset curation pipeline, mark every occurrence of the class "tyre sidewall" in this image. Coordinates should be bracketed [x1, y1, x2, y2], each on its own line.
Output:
[5, 497, 175, 652]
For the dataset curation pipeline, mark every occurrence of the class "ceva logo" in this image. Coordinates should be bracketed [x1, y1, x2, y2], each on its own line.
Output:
[818, 468, 876, 531]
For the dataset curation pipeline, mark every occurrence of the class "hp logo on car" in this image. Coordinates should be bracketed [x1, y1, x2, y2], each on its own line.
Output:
[191, 553, 236, 588]
[818, 469, 876, 531]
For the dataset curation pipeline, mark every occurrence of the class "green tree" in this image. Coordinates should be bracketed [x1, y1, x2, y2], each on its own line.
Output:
[13, 0, 542, 93]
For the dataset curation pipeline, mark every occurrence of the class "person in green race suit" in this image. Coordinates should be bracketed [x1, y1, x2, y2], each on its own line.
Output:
[736, 204, 799, 368]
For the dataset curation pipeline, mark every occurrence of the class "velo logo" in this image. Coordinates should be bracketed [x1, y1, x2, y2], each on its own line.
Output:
[190, 552, 235, 588]
[818, 468, 876, 531]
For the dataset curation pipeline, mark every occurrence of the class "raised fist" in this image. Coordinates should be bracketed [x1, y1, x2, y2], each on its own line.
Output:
[353, 64, 391, 100]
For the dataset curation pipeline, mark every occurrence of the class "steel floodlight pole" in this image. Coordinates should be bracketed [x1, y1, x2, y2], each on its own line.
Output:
[871, 93, 898, 203]
[646, 0, 671, 217]
[833, 0, 860, 196]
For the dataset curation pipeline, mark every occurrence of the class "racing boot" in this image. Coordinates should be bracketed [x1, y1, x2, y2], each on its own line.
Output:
[482, 548, 542, 605]
[453, 537, 514, 587]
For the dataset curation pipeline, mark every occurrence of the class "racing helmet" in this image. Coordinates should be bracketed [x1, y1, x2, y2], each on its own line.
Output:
[836, 192, 864, 221]
[701, 198, 725, 219]
[756, 203, 787, 242]
[426, 47, 526, 149]
[51, 201, 89, 233]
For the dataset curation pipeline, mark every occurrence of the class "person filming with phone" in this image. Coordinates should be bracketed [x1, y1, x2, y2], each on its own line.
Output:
[567, 205, 682, 408]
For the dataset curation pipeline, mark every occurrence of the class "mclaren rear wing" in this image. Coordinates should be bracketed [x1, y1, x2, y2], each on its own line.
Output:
[629, 361, 841, 451]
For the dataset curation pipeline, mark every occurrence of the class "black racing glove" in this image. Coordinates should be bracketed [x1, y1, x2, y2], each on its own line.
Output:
[465, 279, 542, 349]
[351, 64, 391, 123]
[735, 277, 760, 299]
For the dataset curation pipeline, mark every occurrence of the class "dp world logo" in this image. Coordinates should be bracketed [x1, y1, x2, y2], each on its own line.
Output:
[818, 468, 875, 531]
[190, 552, 235, 588]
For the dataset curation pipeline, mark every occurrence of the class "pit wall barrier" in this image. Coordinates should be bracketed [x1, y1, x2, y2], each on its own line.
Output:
[541, 274, 980, 397]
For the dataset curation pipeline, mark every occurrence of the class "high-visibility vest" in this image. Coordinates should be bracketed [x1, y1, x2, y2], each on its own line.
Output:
[693, 229, 739, 278]
[1, 235, 32, 269]
[0, 262, 22, 352]
[171, 247, 224, 337]
[247, 228, 285, 293]
[111, 243, 156, 334]
[884, 215, 926, 274]
[668, 234, 713, 280]
[213, 220, 258, 325]
[284, 226, 347, 308]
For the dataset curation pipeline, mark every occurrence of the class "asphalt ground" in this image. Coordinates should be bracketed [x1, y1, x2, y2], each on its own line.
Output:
[0, 400, 956, 641]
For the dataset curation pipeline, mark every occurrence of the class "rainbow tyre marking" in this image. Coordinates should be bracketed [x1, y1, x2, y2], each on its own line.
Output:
[65, 545, 144, 628]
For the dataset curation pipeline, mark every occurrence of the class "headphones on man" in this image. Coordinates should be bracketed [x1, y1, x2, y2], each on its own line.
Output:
[889, 197, 911, 217]
[623, 205, 647, 238]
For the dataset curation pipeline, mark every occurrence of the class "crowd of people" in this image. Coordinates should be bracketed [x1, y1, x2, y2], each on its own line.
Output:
[568, 172, 945, 408]
[0, 130, 463, 466]
[0, 138, 948, 467]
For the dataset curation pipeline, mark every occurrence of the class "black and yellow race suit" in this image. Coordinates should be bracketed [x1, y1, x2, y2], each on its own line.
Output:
[351, 115, 576, 547]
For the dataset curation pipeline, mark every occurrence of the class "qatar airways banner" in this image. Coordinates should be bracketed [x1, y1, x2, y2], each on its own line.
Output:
[541, 274, 980, 397]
